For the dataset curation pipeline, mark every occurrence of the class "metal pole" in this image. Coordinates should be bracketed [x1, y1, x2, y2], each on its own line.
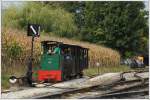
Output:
[31, 36, 34, 61]
[26, 36, 34, 85]
[29, 36, 34, 71]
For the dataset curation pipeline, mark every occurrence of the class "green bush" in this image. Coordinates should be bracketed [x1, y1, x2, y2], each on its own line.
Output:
[124, 51, 134, 58]
[3, 2, 77, 37]
[2, 6, 22, 29]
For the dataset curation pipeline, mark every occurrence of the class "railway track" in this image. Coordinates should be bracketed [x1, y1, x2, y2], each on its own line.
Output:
[2, 70, 149, 99]
[60, 78, 149, 99]
[38, 71, 149, 99]
[92, 90, 149, 99]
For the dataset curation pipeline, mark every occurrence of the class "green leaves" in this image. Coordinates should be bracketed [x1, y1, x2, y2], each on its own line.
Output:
[3, 2, 77, 38]
[2, 1, 148, 57]
[82, 1, 148, 57]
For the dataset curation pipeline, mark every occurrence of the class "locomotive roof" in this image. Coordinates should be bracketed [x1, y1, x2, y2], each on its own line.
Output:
[41, 40, 88, 50]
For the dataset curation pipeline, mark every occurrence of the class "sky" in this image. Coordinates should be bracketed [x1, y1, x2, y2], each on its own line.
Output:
[2, 1, 25, 9]
[2, 1, 149, 11]
[144, 1, 149, 11]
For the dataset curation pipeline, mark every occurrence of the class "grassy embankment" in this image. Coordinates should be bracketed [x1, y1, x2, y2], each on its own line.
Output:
[84, 65, 131, 77]
[2, 28, 131, 89]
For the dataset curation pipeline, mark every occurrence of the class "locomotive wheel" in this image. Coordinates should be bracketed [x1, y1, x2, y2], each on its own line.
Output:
[63, 75, 69, 81]
[76, 73, 83, 79]
[76, 75, 80, 79]
[68, 76, 73, 80]
[79, 74, 83, 78]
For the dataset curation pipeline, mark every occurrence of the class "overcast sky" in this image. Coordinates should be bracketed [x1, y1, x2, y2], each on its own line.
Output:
[2, 1, 149, 11]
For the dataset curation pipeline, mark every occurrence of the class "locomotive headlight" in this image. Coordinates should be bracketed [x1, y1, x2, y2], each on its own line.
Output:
[9, 76, 18, 84]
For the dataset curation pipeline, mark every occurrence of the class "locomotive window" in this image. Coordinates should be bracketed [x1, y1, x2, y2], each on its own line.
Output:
[46, 45, 61, 55]
[63, 48, 72, 55]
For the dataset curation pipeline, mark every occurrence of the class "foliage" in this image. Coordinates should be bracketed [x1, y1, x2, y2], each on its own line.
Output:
[2, 2, 77, 37]
[2, 1, 148, 58]
[7, 42, 23, 59]
[2, 6, 22, 29]
[42, 1, 85, 29]
[1, 75, 10, 89]
[82, 2, 148, 57]
[124, 51, 134, 58]
[51, 1, 148, 57]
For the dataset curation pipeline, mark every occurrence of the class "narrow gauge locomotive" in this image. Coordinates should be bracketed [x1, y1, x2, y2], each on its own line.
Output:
[31, 41, 89, 83]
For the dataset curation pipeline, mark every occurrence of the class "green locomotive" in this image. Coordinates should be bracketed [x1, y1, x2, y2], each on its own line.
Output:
[31, 41, 89, 83]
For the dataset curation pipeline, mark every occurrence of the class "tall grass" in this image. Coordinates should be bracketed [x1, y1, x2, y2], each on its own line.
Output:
[2, 27, 120, 69]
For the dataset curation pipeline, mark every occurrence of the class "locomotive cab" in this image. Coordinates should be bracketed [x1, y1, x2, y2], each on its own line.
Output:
[32, 41, 88, 83]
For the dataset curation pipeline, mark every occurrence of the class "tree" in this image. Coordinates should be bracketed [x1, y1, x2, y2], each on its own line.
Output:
[3, 2, 77, 37]
[3, 1, 148, 57]
[43, 1, 85, 33]
[82, 1, 148, 57]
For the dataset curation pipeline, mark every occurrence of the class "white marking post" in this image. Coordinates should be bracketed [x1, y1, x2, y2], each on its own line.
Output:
[30, 25, 37, 35]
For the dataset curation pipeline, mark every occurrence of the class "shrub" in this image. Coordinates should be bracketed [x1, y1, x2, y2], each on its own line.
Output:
[2, 2, 77, 38]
